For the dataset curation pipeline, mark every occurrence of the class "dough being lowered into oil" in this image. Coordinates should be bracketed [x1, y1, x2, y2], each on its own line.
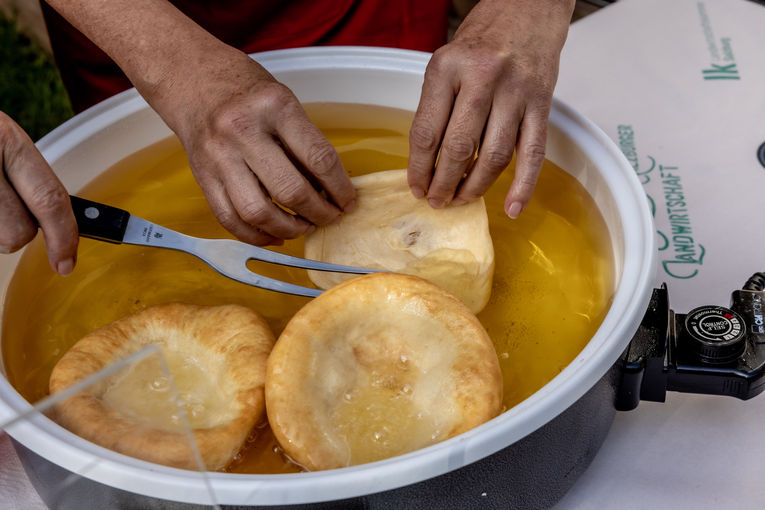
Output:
[304, 169, 494, 313]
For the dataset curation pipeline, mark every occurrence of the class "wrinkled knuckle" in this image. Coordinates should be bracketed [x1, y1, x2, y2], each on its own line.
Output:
[212, 104, 252, 139]
[306, 142, 339, 176]
[409, 122, 439, 152]
[238, 201, 272, 227]
[256, 82, 295, 113]
[211, 84, 294, 137]
[213, 207, 240, 231]
[466, 93, 490, 112]
[515, 167, 541, 193]
[442, 133, 478, 163]
[522, 142, 547, 163]
[519, 173, 539, 188]
[484, 145, 514, 170]
[426, 47, 454, 76]
[29, 185, 69, 216]
[273, 181, 311, 212]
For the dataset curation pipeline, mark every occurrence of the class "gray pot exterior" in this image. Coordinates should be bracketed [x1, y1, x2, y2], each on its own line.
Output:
[14, 366, 618, 510]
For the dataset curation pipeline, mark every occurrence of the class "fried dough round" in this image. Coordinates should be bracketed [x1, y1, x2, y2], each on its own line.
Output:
[266, 272, 503, 471]
[304, 169, 495, 313]
[49, 303, 275, 471]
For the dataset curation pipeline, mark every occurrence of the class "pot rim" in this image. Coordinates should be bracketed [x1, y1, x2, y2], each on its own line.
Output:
[0, 47, 656, 505]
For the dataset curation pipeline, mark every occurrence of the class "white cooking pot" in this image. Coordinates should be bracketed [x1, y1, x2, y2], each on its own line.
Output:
[0, 47, 655, 507]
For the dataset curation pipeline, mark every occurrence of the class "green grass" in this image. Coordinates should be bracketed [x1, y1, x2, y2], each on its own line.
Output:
[0, 12, 73, 141]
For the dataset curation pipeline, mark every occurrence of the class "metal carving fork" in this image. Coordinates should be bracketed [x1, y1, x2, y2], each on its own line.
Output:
[70, 195, 375, 297]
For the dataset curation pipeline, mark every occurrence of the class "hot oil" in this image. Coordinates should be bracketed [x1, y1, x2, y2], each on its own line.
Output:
[1, 102, 614, 474]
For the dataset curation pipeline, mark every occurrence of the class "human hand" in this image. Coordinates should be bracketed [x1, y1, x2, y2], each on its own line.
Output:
[407, 0, 575, 217]
[162, 50, 356, 246]
[0, 112, 78, 274]
[44, 0, 355, 247]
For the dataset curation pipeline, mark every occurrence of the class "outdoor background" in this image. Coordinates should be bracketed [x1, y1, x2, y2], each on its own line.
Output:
[0, 0, 619, 143]
[0, 0, 71, 141]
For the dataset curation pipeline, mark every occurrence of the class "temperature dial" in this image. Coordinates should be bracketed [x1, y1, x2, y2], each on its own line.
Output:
[684, 306, 746, 363]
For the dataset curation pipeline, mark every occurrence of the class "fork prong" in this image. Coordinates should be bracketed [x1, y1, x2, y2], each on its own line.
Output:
[221, 266, 323, 297]
[244, 244, 379, 274]
[249, 275, 323, 297]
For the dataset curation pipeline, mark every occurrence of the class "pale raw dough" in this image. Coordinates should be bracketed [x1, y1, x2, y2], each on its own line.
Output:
[48, 303, 275, 471]
[304, 169, 495, 313]
[265, 273, 503, 471]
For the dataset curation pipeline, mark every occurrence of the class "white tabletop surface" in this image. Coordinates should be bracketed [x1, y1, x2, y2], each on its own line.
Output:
[556, 393, 765, 509]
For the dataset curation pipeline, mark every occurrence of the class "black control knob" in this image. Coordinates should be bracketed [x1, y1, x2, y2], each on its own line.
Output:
[684, 306, 747, 363]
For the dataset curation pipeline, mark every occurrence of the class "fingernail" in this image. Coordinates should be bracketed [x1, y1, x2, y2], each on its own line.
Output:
[411, 186, 425, 199]
[56, 257, 75, 276]
[506, 201, 523, 219]
[343, 199, 357, 214]
[428, 197, 448, 209]
[451, 197, 467, 207]
[304, 224, 317, 235]
[0, 246, 11, 255]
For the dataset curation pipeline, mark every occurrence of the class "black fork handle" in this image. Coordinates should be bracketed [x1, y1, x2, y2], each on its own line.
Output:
[70, 195, 130, 244]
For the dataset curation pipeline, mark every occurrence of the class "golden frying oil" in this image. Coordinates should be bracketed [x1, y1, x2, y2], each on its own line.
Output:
[1, 102, 614, 474]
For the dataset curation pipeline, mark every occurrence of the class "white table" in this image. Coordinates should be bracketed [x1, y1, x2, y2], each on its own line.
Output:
[557, 392, 765, 509]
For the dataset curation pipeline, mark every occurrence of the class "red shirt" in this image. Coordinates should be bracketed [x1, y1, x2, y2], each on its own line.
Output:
[41, 1, 450, 113]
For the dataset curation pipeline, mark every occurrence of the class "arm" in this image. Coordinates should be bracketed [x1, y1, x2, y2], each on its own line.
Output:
[0, 112, 78, 274]
[45, 0, 356, 246]
[408, 0, 575, 217]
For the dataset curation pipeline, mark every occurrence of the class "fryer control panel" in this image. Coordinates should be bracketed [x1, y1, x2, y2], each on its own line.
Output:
[616, 285, 765, 411]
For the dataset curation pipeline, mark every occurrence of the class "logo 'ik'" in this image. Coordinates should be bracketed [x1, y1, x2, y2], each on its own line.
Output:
[702, 63, 740, 80]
